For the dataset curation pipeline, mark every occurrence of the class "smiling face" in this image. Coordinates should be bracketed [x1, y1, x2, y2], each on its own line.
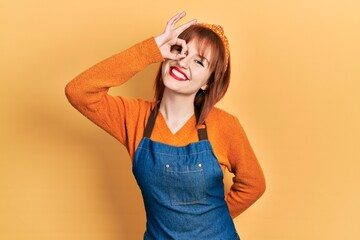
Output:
[154, 24, 230, 126]
[161, 39, 213, 98]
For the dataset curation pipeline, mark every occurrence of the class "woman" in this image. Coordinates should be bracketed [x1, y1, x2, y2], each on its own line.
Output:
[65, 11, 265, 240]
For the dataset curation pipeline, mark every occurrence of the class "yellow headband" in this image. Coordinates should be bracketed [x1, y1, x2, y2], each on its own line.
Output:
[197, 23, 230, 71]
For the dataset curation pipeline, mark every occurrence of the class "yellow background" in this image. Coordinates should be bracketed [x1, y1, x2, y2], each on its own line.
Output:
[1, 0, 359, 239]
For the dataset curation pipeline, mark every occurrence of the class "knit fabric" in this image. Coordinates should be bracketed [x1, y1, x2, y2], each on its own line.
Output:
[65, 37, 265, 218]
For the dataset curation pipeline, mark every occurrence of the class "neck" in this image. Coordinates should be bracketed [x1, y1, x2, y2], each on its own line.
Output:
[160, 90, 195, 119]
[159, 89, 195, 133]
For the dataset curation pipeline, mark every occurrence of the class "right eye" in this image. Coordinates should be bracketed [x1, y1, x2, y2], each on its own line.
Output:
[171, 45, 182, 53]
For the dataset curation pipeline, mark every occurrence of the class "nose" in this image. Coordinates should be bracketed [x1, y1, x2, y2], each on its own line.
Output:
[177, 55, 190, 69]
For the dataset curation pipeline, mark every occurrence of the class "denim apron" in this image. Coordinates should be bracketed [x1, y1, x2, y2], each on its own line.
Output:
[132, 104, 240, 240]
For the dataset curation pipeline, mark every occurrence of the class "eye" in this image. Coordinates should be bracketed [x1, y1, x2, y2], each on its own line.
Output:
[195, 59, 204, 67]
[171, 45, 182, 54]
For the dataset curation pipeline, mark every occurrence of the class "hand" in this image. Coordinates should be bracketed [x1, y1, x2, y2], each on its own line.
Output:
[155, 12, 197, 60]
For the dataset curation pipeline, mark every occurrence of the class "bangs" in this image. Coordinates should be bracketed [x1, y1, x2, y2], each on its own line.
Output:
[178, 25, 226, 71]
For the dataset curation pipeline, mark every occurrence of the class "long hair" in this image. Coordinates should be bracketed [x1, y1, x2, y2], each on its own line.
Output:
[154, 24, 231, 127]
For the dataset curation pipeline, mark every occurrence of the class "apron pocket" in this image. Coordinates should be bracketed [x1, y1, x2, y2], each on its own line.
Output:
[166, 168, 206, 205]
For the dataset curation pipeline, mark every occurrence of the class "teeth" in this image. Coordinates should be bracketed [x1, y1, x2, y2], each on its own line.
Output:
[172, 68, 187, 80]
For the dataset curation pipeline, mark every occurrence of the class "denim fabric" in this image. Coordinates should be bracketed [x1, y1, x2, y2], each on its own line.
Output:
[133, 137, 240, 240]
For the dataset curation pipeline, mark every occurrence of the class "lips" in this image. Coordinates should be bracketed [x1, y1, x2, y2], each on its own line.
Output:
[169, 67, 189, 81]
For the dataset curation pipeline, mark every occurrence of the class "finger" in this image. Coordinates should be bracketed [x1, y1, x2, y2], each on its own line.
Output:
[171, 11, 186, 26]
[166, 12, 184, 29]
[173, 18, 197, 37]
[178, 38, 188, 55]
[167, 38, 187, 53]
[166, 11, 186, 32]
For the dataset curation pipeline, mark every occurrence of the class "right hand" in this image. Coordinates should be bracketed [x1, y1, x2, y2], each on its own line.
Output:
[155, 12, 197, 60]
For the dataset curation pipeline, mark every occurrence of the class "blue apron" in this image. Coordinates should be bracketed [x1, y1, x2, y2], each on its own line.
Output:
[132, 104, 240, 240]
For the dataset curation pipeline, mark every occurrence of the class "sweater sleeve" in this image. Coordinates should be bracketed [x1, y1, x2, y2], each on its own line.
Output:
[65, 37, 163, 149]
[225, 116, 266, 218]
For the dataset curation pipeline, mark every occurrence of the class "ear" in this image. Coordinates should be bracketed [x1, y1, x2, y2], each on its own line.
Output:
[200, 84, 208, 91]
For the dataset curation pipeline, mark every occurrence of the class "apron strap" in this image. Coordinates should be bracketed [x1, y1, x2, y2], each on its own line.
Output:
[195, 109, 208, 141]
[143, 103, 159, 138]
[197, 126, 208, 141]
[143, 102, 208, 141]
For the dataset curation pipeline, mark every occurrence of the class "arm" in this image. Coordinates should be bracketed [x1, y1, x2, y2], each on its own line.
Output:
[65, 12, 196, 150]
[65, 37, 164, 144]
[225, 116, 266, 218]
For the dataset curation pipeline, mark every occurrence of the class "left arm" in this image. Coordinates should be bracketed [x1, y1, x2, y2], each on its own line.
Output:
[225, 116, 266, 218]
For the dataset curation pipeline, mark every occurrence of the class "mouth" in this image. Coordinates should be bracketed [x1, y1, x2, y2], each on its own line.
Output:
[169, 67, 189, 81]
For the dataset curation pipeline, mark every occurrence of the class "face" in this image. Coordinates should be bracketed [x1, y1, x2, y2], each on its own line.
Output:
[161, 39, 213, 97]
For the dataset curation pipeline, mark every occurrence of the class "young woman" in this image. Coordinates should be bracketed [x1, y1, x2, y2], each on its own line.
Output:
[65, 11, 265, 240]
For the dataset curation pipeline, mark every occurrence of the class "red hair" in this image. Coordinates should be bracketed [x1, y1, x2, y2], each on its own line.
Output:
[154, 24, 231, 127]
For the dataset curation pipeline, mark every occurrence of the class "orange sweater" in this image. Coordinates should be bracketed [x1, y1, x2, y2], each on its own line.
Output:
[65, 37, 265, 218]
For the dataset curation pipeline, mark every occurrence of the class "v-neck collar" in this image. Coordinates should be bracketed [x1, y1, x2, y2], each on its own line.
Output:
[157, 111, 196, 136]
[143, 103, 208, 145]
